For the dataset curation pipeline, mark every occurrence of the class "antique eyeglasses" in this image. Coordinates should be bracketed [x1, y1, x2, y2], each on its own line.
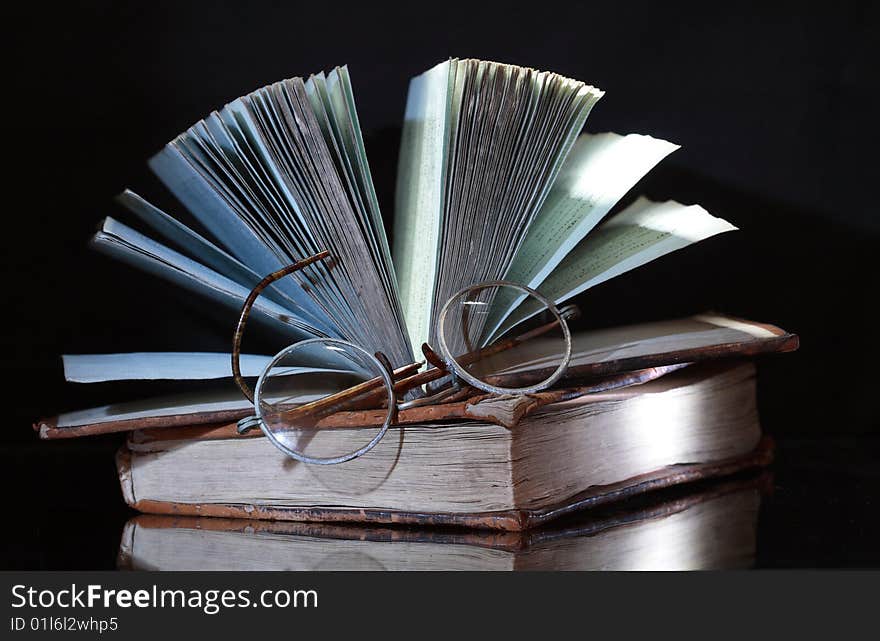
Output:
[231, 251, 652, 466]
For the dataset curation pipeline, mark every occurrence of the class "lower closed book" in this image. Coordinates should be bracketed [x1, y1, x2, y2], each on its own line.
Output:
[117, 361, 769, 530]
[119, 474, 767, 571]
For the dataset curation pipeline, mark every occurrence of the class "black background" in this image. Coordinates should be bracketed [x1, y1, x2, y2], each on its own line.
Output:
[4, 1, 878, 569]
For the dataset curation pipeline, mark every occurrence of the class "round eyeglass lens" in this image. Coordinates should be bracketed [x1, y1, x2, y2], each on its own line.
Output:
[254, 339, 394, 465]
[437, 281, 571, 395]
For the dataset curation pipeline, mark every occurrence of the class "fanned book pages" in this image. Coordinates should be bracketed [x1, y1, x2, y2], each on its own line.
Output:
[42, 58, 797, 441]
[96, 67, 410, 364]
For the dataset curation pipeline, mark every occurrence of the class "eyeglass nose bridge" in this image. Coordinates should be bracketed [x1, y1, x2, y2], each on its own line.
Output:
[360, 342, 465, 411]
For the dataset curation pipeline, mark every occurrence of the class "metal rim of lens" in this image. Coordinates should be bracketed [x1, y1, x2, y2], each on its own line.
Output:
[436, 280, 572, 396]
[253, 338, 396, 465]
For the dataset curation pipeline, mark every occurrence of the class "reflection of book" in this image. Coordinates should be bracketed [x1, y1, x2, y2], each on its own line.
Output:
[119, 474, 768, 571]
[115, 362, 772, 531]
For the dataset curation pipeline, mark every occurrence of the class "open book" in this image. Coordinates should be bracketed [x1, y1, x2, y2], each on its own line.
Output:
[80, 59, 742, 391]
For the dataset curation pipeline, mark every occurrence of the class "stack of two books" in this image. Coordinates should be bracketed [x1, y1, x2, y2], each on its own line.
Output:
[37, 58, 796, 536]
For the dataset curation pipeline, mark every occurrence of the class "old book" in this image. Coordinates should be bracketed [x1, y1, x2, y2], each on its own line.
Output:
[119, 472, 769, 571]
[115, 362, 772, 531]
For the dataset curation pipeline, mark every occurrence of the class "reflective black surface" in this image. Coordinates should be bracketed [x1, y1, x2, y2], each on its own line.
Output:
[2, 435, 877, 569]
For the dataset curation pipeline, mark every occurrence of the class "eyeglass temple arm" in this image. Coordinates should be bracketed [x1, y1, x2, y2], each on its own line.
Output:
[232, 251, 331, 403]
